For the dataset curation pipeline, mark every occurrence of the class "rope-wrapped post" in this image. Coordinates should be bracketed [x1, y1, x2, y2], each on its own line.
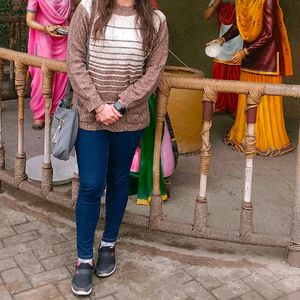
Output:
[41, 65, 54, 195]
[288, 126, 300, 267]
[194, 86, 216, 233]
[0, 60, 5, 170]
[14, 60, 28, 186]
[150, 79, 170, 230]
[240, 90, 262, 241]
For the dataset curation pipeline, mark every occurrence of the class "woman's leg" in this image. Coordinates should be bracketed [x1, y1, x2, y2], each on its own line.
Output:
[75, 129, 109, 259]
[102, 130, 143, 242]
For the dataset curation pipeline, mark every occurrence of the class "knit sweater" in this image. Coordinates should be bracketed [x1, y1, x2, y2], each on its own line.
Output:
[66, 0, 169, 131]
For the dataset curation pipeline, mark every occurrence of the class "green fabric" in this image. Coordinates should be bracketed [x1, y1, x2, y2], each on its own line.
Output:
[129, 94, 166, 202]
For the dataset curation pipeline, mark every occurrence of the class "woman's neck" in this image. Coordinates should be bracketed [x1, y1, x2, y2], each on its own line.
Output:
[115, 0, 135, 6]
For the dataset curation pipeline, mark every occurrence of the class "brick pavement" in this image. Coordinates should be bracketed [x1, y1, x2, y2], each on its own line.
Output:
[1, 192, 300, 300]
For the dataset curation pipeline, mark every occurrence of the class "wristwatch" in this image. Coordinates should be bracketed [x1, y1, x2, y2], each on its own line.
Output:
[113, 100, 126, 115]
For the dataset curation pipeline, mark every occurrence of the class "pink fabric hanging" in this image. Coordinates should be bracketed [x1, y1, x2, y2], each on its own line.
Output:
[27, 0, 72, 121]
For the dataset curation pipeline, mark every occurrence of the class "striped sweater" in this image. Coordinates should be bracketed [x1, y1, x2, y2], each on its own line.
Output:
[67, 0, 169, 131]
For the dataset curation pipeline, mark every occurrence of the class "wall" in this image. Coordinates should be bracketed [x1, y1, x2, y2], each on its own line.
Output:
[159, 0, 300, 118]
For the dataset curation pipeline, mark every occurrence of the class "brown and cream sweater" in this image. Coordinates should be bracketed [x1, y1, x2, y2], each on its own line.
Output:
[66, 0, 169, 131]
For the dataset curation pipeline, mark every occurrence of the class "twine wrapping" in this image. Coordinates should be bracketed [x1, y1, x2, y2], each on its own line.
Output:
[246, 89, 263, 110]
[194, 197, 208, 233]
[14, 60, 27, 97]
[14, 153, 27, 186]
[202, 85, 218, 104]
[41, 163, 53, 196]
[240, 201, 253, 241]
[0, 146, 5, 170]
[149, 193, 163, 230]
[244, 133, 256, 159]
[200, 120, 212, 175]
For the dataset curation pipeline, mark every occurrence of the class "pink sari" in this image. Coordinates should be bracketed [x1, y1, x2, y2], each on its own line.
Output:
[27, 0, 72, 121]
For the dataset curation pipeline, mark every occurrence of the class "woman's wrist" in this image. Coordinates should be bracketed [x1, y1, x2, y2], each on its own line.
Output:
[95, 104, 105, 114]
[243, 48, 249, 56]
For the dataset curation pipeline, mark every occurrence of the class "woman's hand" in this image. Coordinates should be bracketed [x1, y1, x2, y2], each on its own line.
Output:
[44, 25, 62, 37]
[230, 49, 247, 64]
[95, 104, 122, 125]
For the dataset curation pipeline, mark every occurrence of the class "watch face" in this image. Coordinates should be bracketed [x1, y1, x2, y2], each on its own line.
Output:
[114, 101, 126, 114]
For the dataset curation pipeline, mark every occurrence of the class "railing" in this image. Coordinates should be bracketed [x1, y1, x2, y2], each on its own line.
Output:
[0, 47, 300, 267]
[0, 15, 27, 99]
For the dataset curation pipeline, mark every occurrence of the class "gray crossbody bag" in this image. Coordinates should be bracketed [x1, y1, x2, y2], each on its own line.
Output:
[51, 81, 79, 161]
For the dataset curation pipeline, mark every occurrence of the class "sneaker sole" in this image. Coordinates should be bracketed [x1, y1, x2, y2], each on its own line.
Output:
[71, 286, 92, 296]
[95, 265, 116, 278]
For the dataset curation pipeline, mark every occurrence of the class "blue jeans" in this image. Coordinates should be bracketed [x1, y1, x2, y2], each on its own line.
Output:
[75, 128, 143, 259]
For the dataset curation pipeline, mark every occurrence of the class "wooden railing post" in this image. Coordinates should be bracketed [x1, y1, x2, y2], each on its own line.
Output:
[150, 79, 170, 230]
[0, 59, 5, 171]
[41, 64, 54, 195]
[14, 60, 28, 186]
[240, 90, 262, 241]
[194, 86, 217, 234]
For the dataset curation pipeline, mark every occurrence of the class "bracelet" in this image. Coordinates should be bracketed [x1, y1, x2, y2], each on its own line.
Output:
[217, 37, 225, 45]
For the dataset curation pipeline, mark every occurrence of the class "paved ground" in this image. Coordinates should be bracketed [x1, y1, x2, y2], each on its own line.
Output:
[1, 190, 300, 300]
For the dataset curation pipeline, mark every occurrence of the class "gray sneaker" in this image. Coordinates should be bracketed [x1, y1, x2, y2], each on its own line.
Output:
[95, 246, 116, 278]
[71, 262, 93, 296]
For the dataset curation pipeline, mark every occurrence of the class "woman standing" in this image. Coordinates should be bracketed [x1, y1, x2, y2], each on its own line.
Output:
[67, 0, 168, 295]
[211, 0, 293, 156]
[204, 0, 243, 113]
[26, 0, 73, 129]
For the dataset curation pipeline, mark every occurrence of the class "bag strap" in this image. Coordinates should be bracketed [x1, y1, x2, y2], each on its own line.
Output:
[60, 80, 73, 108]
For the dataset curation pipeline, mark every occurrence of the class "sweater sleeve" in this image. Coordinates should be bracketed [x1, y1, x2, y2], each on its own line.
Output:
[118, 17, 169, 109]
[66, 4, 105, 113]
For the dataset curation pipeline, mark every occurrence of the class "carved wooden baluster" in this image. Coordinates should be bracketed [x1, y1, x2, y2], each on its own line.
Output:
[194, 86, 217, 234]
[9, 23, 16, 97]
[240, 90, 262, 241]
[150, 80, 170, 230]
[14, 60, 28, 186]
[0, 60, 5, 170]
[41, 65, 54, 195]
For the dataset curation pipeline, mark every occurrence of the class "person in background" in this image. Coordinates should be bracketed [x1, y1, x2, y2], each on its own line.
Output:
[67, 0, 168, 295]
[26, 0, 73, 129]
[210, 0, 294, 156]
[204, 0, 243, 113]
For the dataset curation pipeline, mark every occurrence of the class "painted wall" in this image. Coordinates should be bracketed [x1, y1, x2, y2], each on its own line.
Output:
[159, 0, 300, 118]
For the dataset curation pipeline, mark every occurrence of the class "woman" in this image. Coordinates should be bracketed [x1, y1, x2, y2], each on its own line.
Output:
[67, 0, 168, 296]
[211, 0, 294, 156]
[26, 0, 73, 129]
[204, 0, 243, 113]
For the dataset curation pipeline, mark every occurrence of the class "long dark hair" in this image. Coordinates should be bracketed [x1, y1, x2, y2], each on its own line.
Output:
[91, 0, 156, 52]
